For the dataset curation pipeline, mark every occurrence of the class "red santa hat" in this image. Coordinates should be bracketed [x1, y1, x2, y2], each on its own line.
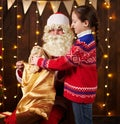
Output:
[47, 12, 69, 26]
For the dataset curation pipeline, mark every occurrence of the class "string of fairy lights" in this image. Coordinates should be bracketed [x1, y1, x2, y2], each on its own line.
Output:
[102, 1, 116, 116]
[0, 0, 41, 110]
[103, 1, 111, 115]
[35, 6, 40, 46]
[87, 0, 116, 116]
[0, 0, 117, 116]
[0, 0, 4, 110]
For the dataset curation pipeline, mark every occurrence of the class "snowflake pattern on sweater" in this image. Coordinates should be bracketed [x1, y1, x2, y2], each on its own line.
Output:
[66, 39, 96, 66]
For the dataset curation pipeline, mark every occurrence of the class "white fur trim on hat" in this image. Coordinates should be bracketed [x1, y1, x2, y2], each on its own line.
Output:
[47, 13, 69, 26]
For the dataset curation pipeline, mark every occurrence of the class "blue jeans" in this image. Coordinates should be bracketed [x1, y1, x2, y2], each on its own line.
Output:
[72, 102, 93, 124]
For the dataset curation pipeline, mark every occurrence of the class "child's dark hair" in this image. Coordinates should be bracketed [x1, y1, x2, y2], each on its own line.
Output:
[73, 5, 99, 44]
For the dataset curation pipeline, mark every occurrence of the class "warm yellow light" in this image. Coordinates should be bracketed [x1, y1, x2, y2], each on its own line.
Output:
[2, 48, 4, 51]
[106, 5, 110, 9]
[13, 65, 16, 69]
[105, 66, 108, 69]
[17, 25, 21, 29]
[35, 10, 38, 13]
[17, 14, 22, 19]
[108, 45, 110, 48]
[14, 5, 17, 8]
[17, 83, 21, 87]
[108, 112, 111, 116]
[36, 20, 39, 24]
[105, 85, 107, 88]
[0, 6, 3, 10]
[0, 37, 3, 40]
[13, 56, 17, 59]
[3, 88, 7, 91]
[92, 31, 95, 35]
[74, 6, 77, 8]
[106, 93, 110, 96]
[97, 102, 106, 109]
[36, 31, 40, 35]
[105, 38, 108, 41]
[4, 96, 7, 99]
[103, 54, 108, 58]
[34, 42, 38, 45]
[109, 14, 116, 20]
[109, 16, 113, 20]
[0, 102, 2, 106]
[104, 2, 110, 9]
[1, 67, 3, 71]
[107, 73, 113, 78]
[102, 104, 106, 107]
[0, 56, 2, 59]
[104, 2, 107, 5]
[89, 1, 92, 4]
[107, 28, 110, 31]
[14, 95, 17, 99]
[18, 36, 22, 39]
[13, 45, 17, 49]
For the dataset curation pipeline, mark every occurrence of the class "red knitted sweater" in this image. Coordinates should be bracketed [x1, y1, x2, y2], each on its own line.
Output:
[37, 34, 98, 104]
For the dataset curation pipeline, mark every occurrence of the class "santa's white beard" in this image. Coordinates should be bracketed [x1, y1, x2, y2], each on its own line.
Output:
[43, 34, 73, 57]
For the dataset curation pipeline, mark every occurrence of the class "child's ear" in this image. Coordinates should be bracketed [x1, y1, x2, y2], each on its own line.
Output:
[84, 20, 89, 27]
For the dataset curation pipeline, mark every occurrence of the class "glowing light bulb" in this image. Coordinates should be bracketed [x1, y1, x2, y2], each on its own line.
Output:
[0, 6, 3, 10]
[14, 95, 17, 99]
[17, 14, 22, 19]
[105, 38, 108, 41]
[105, 85, 108, 88]
[108, 45, 111, 48]
[17, 25, 21, 29]
[106, 93, 110, 96]
[0, 102, 2, 106]
[103, 54, 108, 58]
[107, 73, 113, 78]
[36, 31, 40, 35]
[107, 28, 110, 31]
[108, 112, 111, 116]
[13, 45, 17, 49]
[4, 96, 7, 99]
[102, 104, 106, 107]
[17, 83, 21, 87]
[105, 66, 108, 69]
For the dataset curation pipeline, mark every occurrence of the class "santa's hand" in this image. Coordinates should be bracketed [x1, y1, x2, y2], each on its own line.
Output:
[16, 60, 24, 69]
[30, 56, 40, 65]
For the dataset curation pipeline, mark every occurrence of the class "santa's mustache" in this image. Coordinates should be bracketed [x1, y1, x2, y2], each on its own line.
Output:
[42, 33, 73, 56]
[43, 34, 67, 43]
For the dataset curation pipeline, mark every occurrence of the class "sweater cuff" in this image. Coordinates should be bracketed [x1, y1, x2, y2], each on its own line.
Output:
[37, 58, 44, 68]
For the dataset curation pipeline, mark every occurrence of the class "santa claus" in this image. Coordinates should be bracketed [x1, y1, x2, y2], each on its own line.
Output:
[42, 12, 74, 57]
[41, 12, 75, 124]
[1, 13, 74, 124]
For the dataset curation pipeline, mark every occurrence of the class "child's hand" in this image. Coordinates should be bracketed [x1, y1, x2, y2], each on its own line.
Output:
[30, 56, 40, 65]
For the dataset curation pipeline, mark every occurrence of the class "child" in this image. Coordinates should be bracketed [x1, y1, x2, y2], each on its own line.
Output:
[31, 5, 99, 124]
